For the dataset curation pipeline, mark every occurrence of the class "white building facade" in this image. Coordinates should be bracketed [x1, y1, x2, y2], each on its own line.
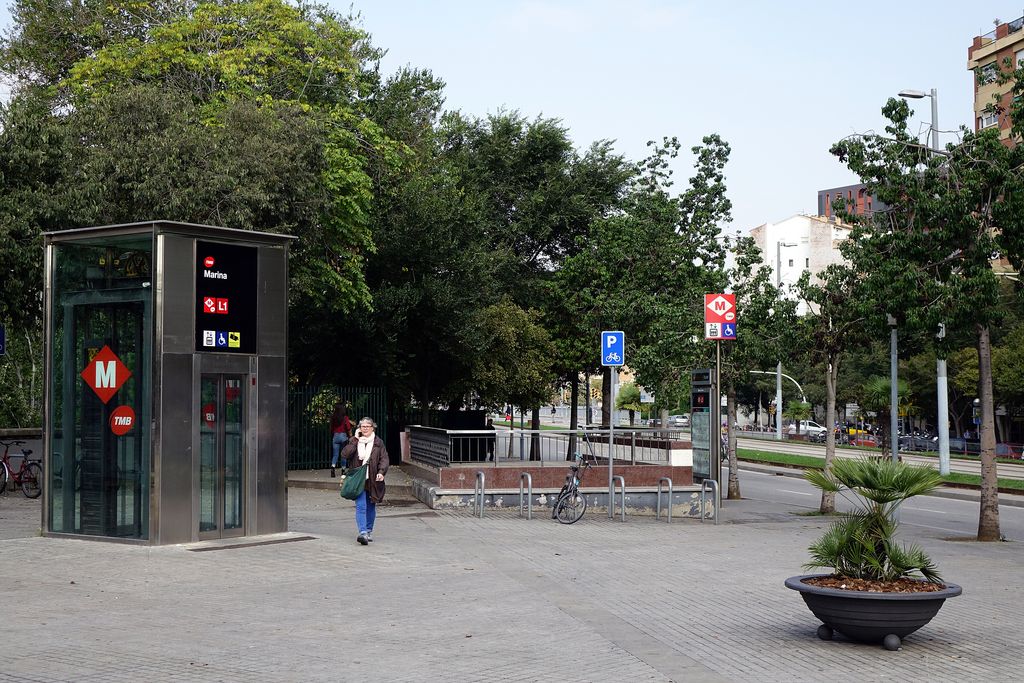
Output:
[749, 214, 850, 313]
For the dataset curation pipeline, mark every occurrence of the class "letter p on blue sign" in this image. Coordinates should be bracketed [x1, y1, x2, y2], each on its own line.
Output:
[601, 330, 624, 366]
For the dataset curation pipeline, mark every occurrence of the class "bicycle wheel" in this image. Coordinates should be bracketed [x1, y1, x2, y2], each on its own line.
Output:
[551, 485, 568, 519]
[0, 462, 8, 494]
[21, 462, 42, 499]
[555, 490, 587, 524]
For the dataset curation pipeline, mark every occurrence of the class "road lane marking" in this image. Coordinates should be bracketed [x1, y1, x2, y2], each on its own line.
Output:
[903, 506, 948, 514]
[780, 489, 814, 496]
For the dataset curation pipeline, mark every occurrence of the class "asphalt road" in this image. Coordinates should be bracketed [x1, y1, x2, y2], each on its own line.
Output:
[727, 463, 1024, 541]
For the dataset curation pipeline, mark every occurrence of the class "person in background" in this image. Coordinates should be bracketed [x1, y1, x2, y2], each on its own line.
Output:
[484, 417, 496, 461]
[329, 402, 352, 478]
[340, 417, 389, 545]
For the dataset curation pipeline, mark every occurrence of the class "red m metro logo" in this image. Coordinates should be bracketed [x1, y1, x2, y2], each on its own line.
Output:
[704, 293, 736, 324]
[80, 345, 132, 404]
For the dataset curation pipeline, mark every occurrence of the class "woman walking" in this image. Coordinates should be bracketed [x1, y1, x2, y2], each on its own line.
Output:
[340, 417, 389, 545]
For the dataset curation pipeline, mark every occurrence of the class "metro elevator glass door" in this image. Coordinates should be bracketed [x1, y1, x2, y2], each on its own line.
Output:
[199, 375, 245, 536]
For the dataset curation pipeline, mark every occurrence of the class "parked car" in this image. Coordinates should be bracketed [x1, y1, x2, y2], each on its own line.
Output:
[947, 437, 981, 454]
[787, 420, 827, 437]
[668, 414, 690, 427]
[899, 434, 938, 452]
[996, 443, 1024, 459]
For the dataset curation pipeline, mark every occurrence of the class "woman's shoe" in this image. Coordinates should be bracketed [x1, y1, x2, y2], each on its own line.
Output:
[330, 467, 336, 478]
[366, 531, 373, 542]
[357, 533, 369, 545]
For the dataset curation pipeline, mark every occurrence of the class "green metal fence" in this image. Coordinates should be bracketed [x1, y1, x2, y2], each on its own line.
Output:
[287, 385, 387, 470]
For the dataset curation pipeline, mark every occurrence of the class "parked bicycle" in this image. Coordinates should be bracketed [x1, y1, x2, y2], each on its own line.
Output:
[552, 452, 593, 524]
[0, 439, 42, 499]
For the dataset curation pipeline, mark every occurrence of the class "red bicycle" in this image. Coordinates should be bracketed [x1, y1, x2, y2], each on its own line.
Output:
[0, 439, 42, 499]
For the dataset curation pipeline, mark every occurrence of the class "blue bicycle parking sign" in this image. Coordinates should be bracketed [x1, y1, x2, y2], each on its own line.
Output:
[600, 330, 624, 367]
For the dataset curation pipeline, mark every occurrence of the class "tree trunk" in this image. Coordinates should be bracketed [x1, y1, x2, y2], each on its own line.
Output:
[568, 374, 579, 460]
[585, 372, 592, 425]
[976, 324, 1001, 541]
[601, 366, 611, 427]
[820, 355, 840, 514]
[726, 385, 740, 500]
[506, 405, 515, 459]
[529, 406, 541, 461]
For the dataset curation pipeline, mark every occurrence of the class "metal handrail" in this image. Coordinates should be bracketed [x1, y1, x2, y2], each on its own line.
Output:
[656, 477, 673, 523]
[700, 479, 719, 525]
[473, 470, 485, 518]
[611, 475, 625, 522]
[518, 472, 533, 519]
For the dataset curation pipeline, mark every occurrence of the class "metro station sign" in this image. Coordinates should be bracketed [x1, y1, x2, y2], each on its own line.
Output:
[704, 293, 737, 341]
[80, 345, 131, 404]
[194, 241, 258, 354]
[704, 294, 736, 324]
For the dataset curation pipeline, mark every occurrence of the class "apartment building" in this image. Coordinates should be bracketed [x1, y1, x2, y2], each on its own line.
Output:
[749, 214, 850, 309]
[968, 15, 1024, 143]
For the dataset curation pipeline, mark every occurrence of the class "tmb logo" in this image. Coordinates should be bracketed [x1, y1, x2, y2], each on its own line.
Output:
[204, 256, 215, 268]
[109, 405, 136, 436]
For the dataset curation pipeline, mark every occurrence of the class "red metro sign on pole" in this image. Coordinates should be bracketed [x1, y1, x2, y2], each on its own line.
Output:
[704, 293, 737, 340]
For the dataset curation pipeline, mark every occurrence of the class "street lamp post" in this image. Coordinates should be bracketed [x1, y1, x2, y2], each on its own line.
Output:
[898, 87, 949, 475]
[887, 313, 898, 463]
[775, 240, 797, 440]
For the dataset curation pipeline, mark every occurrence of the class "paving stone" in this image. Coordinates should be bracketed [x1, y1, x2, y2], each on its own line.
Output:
[0, 486, 1020, 681]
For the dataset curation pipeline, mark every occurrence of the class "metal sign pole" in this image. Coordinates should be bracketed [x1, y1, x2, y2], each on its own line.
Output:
[715, 340, 721, 487]
[608, 368, 616, 519]
[599, 330, 624, 520]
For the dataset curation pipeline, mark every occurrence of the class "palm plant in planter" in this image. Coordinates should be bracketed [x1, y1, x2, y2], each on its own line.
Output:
[784, 457, 962, 650]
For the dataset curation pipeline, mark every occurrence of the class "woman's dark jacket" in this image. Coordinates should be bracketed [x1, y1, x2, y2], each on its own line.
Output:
[341, 436, 389, 503]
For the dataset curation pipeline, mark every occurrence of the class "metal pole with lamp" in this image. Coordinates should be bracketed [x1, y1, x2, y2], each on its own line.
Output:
[888, 314, 899, 463]
[898, 87, 949, 474]
[775, 240, 797, 440]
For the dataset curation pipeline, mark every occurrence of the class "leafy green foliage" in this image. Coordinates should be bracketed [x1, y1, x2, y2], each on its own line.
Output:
[470, 299, 555, 410]
[59, 0, 379, 110]
[831, 97, 1024, 541]
[616, 381, 643, 424]
[803, 457, 944, 582]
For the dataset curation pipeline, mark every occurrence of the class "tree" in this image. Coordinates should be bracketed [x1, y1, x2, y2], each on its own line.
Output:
[0, 0, 407, 425]
[693, 234, 800, 499]
[832, 98, 1024, 541]
[616, 382, 642, 425]
[796, 264, 870, 513]
[557, 135, 734, 434]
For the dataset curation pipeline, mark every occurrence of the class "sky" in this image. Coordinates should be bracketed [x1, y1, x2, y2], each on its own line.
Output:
[0, 1, 1018, 234]
[346, 0, 1017, 234]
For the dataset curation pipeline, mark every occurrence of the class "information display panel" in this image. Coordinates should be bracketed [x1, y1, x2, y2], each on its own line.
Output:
[194, 241, 258, 354]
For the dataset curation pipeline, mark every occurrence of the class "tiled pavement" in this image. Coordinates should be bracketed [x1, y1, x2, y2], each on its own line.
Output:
[0, 482, 1021, 682]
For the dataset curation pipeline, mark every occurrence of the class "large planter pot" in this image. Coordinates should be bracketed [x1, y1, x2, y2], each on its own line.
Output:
[785, 574, 962, 650]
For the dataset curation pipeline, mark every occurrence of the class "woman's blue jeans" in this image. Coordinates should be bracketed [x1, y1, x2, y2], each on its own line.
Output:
[330, 433, 348, 467]
[354, 490, 376, 535]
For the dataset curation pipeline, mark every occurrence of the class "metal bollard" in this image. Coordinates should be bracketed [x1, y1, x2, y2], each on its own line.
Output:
[518, 472, 533, 519]
[700, 479, 719, 524]
[656, 477, 673, 523]
[473, 470, 485, 518]
[612, 475, 626, 522]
